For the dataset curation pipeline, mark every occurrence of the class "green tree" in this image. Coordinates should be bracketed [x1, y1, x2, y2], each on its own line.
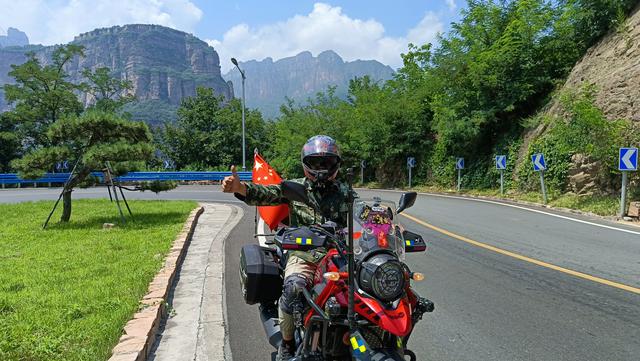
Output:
[267, 79, 433, 186]
[268, 87, 351, 178]
[158, 87, 266, 170]
[3, 45, 85, 149]
[82, 67, 135, 112]
[0, 112, 20, 172]
[12, 110, 154, 222]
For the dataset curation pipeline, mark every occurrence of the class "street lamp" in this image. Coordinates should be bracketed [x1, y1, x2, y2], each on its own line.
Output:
[231, 57, 247, 171]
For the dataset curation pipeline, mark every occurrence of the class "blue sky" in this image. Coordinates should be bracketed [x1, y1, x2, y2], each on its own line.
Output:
[193, 1, 459, 40]
[1, 1, 462, 71]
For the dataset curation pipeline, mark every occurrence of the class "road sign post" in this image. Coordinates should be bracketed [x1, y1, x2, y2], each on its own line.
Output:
[539, 171, 547, 204]
[620, 172, 628, 217]
[496, 155, 507, 196]
[455, 158, 464, 191]
[407, 157, 415, 188]
[360, 160, 366, 185]
[618, 147, 638, 217]
[532, 153, 547, 204]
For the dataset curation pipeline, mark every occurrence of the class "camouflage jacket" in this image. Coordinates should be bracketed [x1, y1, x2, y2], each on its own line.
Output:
[235, 177, 354, 263]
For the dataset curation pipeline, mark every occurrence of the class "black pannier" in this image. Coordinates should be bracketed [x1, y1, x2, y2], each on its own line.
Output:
[239, 244, 282, 305]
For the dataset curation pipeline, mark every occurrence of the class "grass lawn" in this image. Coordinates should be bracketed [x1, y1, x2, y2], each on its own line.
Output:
[0, 199, 197, 361]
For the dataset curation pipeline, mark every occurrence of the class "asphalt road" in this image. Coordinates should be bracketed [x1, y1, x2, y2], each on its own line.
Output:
[0, 185, 238, 204]
[3, 186, 639, 360]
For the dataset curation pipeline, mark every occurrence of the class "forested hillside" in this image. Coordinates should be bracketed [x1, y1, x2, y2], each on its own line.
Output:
[263, 0, 640, 198]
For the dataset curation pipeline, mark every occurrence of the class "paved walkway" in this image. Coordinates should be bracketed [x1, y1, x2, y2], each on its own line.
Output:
[149, 203, 243, 361]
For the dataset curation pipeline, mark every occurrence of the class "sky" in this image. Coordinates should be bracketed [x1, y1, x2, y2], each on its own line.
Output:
[0, 1, 462, 72]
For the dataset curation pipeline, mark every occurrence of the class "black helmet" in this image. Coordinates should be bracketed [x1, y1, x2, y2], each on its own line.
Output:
[301, 135, 341, 181]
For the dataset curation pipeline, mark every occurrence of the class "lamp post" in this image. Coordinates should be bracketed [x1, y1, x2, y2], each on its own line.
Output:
[231, 57, 247, 171]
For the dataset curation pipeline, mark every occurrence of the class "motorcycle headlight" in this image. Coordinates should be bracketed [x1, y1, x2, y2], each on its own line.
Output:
[358, 254, 405, 302]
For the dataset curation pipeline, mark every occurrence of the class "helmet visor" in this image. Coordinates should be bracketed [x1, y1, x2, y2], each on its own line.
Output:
[303, 155, 340, 171]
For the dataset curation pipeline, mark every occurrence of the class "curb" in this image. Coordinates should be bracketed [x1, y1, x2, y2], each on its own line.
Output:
[357, 187, 640, 229]
[108, 206, 205, 361]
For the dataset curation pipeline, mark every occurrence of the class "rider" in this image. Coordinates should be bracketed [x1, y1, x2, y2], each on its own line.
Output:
[222, 135, 352, 360]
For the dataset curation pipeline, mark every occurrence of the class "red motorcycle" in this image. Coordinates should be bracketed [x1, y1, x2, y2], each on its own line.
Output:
[240, 180, 433, 360]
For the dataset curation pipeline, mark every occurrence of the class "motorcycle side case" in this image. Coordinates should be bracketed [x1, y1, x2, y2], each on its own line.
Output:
[239, 244, 283, 305]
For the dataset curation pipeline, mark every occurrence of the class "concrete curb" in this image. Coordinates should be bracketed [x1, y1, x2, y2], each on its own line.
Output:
[357, 187, 640, 229]
[108, 206, 205, 361]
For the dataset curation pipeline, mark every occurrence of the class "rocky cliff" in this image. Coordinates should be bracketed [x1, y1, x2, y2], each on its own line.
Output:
[549, 4, 640, 122]
[223, 50, 395, 118]
[0, 25, 232, 124]
[0, 28, 29, 48]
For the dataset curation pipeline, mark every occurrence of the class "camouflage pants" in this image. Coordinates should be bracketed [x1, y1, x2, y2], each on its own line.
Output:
[279, 254, 317, 340]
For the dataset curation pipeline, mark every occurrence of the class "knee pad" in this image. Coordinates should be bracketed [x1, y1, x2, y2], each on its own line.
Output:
[279, 274, 309, 314]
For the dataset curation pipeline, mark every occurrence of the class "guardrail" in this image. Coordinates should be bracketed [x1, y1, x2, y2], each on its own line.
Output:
[0, 171, 253, 187]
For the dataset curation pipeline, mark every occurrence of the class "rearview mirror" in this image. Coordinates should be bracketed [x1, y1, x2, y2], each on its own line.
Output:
[397, 192, 417, 214]
[281, 181, 310, 205]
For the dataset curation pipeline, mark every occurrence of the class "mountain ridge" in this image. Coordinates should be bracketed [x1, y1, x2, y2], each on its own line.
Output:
[1, 25, 395, 123]
[223, 50, 395, 118]
[0, 24, 232, 124]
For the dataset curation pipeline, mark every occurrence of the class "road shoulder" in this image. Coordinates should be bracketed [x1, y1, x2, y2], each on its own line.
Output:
[149, 203, 243, 361]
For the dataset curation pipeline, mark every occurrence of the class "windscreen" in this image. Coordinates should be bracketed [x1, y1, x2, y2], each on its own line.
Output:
[352, 198, 405, 261]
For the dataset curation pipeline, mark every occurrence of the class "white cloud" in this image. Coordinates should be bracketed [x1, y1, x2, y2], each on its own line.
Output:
[0, 0, 203, 45]
[445, 0, 457, 11]
[209, 3, 443, 72]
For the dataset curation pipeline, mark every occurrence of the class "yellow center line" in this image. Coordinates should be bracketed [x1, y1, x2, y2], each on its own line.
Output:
[401, 212, 640, 295]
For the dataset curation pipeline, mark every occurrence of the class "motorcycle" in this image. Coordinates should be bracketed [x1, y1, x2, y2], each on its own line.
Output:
[240, 175, 434, 360]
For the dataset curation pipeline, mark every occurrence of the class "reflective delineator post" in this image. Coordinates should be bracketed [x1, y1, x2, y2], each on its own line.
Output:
[539, 171, 547, 204]
[619, 171, 628, 217]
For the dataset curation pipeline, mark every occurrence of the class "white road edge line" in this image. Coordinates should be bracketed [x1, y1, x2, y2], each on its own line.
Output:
[362, 188, 640, 236]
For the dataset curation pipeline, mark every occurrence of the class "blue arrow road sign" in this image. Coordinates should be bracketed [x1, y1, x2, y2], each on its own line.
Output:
[62, 160, 69, 169]
[455, 158, 464, 170]
[496, 155, 507, 170]
[532, 153, 546, 171]
[619, 147, 638, 171]
[407, 157, 416, 168]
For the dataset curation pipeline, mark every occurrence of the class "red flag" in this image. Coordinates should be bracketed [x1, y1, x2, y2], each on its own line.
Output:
[253, 153, 289, 230]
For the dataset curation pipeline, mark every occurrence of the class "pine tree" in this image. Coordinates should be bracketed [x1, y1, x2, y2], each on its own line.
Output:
[13, 110, 154, 222]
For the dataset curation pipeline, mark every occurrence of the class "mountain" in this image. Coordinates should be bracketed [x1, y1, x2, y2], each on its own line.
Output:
[0, 25, 232, 124]
[0, 28, 29, 48]
[223, 50, 395, 118]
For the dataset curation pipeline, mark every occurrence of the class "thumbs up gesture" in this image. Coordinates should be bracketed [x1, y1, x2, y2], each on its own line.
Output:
[222, 165, 246, 195]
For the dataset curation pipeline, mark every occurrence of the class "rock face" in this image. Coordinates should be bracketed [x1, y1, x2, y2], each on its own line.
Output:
[223, 50, 395, 118]
[551, 4, 640, 122]
[0, 25, 232, 123]
[567, 154, 614, 195]
[0, 28, 29, 48]
[0, 47, 30, 111]
[71, 25, 231, 107]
